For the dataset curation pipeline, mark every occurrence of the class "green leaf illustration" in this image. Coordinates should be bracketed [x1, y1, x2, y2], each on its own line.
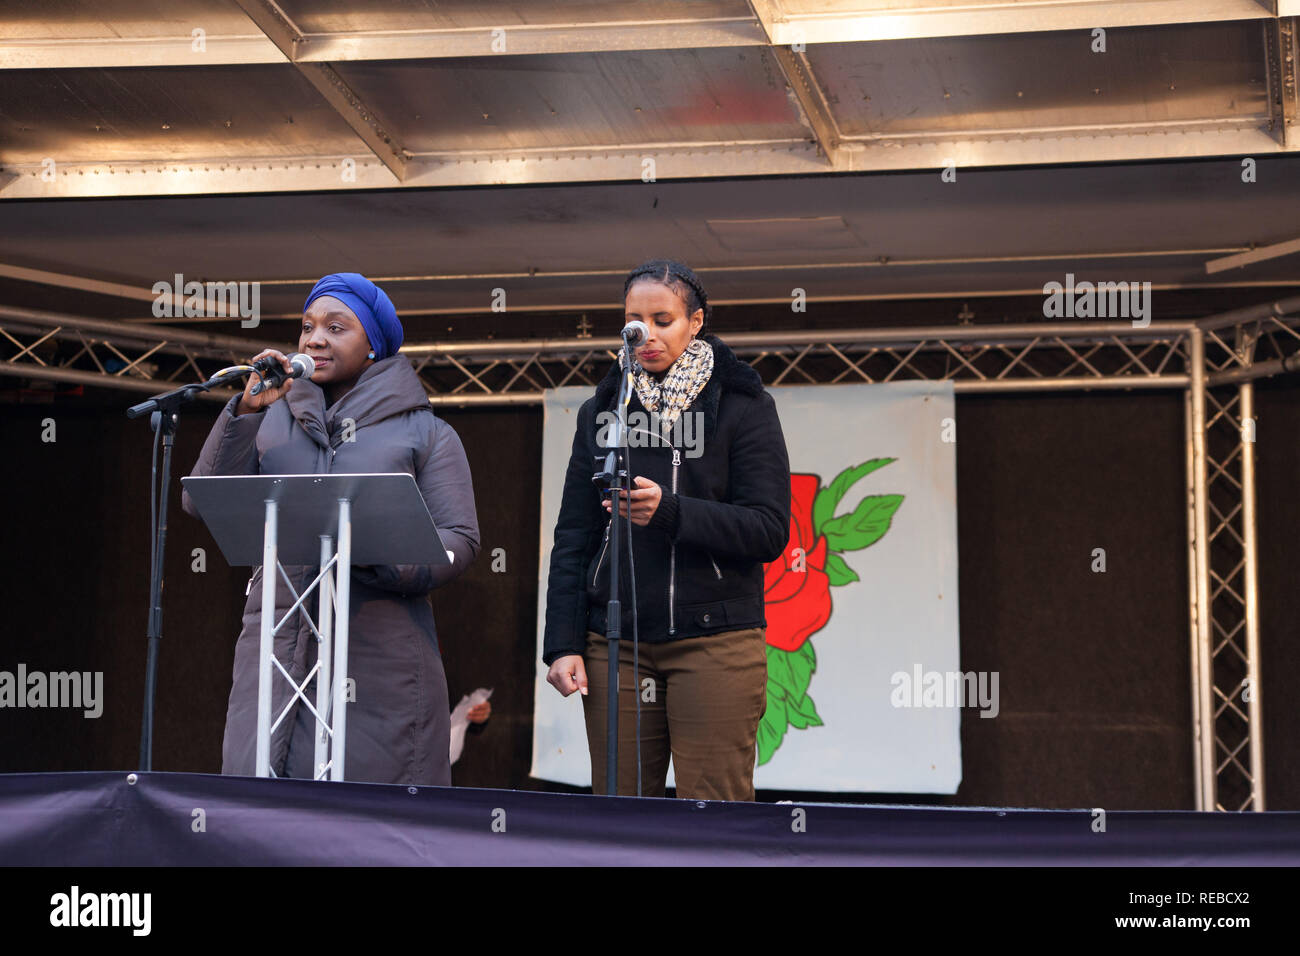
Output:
[821, 493, 904, 552]
[757, 694, 787, 766]
[812, 458, 896, 536]
[767, 643, 798, 694]
[824, 552, 860, 586]
[798, 638, 816, 672]
[788, 640, 815, 701]
[785, 691, 824, 730]
[758, 641, 820, 766]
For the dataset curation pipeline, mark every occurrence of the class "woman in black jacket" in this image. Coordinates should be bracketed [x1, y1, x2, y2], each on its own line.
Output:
[543, 259, 791, 801]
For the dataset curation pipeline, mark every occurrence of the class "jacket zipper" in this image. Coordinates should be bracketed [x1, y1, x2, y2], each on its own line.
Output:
[668, 448, 681, 634]
[591, 521, 611, 588]
[709, 553, 722, 580]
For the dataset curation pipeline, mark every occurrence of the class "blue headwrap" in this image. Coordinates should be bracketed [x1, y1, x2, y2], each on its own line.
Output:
[303, 273, 404, 361]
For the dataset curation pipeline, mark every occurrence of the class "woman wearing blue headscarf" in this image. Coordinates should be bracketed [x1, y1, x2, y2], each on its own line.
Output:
[182, 273, 480, 786]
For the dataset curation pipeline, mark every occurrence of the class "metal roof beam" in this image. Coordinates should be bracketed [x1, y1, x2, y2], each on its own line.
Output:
[296, 18, 766, 61]
[230, 0, 408, 181]
[1263, 16, 1300, 147]
[748, 0, 1271, 46]
[0, 262, 164, 303]
[771, 46, 848, 169]
[0, 3, 1278, 70]
[0, 18, 765, 70]
[0, 34, 281, 69]
[4, 120, 1285, 199]
[750, 2, 845, 168]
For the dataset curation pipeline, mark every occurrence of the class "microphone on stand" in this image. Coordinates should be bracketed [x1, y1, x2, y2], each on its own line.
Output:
[622, 321, 650, 347]
[129, 352, 315, 418]
[249, 352, 316, 395]
[594, 321, 650, 491]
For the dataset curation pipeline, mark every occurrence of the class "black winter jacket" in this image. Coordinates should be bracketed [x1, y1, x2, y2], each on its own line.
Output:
[542, 335, 791, 665]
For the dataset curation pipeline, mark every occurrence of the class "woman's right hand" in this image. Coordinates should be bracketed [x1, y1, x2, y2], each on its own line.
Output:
[235, 349, 295, 415]
[547, 655, 588, 697]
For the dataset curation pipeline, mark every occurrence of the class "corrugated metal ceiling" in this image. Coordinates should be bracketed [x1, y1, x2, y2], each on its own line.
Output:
[0, 1, 1297, 315]
[2, 1, 1295, 196]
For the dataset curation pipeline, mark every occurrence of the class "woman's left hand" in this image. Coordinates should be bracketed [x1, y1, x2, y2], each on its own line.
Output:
[604, 475, 661, 526]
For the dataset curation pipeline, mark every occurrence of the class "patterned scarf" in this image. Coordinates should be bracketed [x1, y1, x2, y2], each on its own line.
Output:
[619, 337, 714, 438]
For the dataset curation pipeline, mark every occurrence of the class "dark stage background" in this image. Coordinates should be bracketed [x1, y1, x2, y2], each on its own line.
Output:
[1, 297, 1296, 810]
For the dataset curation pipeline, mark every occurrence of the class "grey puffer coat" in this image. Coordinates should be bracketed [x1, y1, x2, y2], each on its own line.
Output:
[181, 355, 480, 786]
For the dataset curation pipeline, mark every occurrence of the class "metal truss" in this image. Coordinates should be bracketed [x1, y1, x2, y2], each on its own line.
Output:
[0, 305, 265, 401]
[398, 322, 1199, 404]
[0, 307, 1204, 402]
[1183, 302, 1300, 810]
[5, 296, 1299, 811]
[264, 558, 341, 782]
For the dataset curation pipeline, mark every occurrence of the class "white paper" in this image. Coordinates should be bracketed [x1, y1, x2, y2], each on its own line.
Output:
[449, 687, 493, 765]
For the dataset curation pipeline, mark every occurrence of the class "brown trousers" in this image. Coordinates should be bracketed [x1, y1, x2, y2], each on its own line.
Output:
[582, 627, 768, 801]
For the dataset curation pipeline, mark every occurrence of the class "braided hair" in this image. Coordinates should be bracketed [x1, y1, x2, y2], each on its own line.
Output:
[622, 259, 710, 336]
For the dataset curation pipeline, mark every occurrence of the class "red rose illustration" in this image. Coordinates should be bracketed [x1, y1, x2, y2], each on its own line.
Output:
[757, 457, 905, 768]
[763, 473, 832, 652]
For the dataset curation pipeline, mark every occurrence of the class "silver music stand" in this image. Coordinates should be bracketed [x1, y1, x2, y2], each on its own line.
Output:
[181, 473, 452, 781]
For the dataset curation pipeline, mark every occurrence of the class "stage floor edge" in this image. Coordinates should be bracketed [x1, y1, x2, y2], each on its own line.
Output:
[0, 771, 1296, 866]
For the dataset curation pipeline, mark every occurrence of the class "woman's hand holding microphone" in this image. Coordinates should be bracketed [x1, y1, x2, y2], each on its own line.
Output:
[235, 349, 299, 416]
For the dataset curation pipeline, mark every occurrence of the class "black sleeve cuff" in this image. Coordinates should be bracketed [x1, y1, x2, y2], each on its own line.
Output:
[647, 492, 681, 538]
[543, 646, 585, 667]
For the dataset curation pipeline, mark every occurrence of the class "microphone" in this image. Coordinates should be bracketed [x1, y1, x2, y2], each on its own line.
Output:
[622, 321, 650, 347]
[249, 353, 315, 395]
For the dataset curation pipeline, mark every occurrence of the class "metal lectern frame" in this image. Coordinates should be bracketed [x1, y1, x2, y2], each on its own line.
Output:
[181, 472, 452, 783]
[254, 495, 355, 781]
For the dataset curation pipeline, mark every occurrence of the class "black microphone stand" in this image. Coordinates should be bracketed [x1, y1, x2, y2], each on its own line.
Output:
[592, 335, 636, 795]
[126, 365, 252, 771]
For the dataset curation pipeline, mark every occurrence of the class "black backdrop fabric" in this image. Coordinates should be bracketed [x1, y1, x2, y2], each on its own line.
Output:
[1, 380, 1296, 810]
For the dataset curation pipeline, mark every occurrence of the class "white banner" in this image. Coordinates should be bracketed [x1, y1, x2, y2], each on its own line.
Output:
[531, 381, 961, 793]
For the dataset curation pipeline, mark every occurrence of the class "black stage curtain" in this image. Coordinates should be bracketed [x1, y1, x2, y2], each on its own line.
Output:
[1, 379, 1295, 809]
